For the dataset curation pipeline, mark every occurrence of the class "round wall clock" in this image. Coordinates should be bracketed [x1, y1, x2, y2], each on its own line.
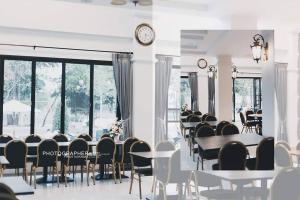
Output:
[135, 23, 155, 46]
[197, 58, 208, 69]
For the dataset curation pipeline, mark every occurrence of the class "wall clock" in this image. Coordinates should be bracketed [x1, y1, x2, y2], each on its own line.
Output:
[135, 23, 155, 46]
[197, 58, 208, 69]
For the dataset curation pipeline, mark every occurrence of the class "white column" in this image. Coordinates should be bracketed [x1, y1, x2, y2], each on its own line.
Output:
[131, 11, 155, 148]
[216, 55, 232, 121]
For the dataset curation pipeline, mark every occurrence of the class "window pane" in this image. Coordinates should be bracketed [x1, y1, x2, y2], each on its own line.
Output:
[65, 64, 90, 139]
[93, 65, 117, 140]
[35, 62, 62, 138]
[180, 77, 191, 110]
[3, 60, 32, 139]
[168, 68, 180, 122]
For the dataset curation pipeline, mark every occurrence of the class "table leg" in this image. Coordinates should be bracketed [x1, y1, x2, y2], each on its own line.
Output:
[261, 179, 268, 199]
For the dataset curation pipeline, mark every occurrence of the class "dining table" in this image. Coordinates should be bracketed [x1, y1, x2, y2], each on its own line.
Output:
[0, 140, 125, 183]
[0, 176, 34, 195]
[201, 170, 275, 199]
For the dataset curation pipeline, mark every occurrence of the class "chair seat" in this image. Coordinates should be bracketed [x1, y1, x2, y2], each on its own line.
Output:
[246, 158, 256, 170]
[135, 167, 153, 176]
[200, 189, 239, 199]
[212, 163, 219, 170]
[246, 121, 259, 126]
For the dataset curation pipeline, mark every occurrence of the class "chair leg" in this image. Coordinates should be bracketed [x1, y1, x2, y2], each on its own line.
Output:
[30, 165, 33, 185]
[138, 173, 142, 199]
[112, 163, 117, 184]
[241, 126, 245, 133]
[56, 164, 59, 188]
[64, 165, 68, 187]
[86, 163, 89, 186]
[122, 163, 125, 176]
[81, 165, 83, 183]
[201, 158, 204, 170]
[151, 176, 156, 193]
[129, 170, 134, 194]
[162, 184, 167, 200]
[196, 157, 199, 170]
[118, 163, 122, 183]
[34, 168, 36, 189]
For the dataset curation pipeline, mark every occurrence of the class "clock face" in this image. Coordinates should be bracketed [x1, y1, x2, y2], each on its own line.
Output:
[197, 58, 208, 69]
[135, 23, 155, 46]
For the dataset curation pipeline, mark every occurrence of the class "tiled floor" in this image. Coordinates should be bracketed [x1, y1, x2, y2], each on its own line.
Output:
[19, 173, 154, 200]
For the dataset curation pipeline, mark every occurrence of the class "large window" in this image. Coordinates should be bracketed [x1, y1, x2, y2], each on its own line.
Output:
[180, 76, 192, 109]
[233, 77, 262, 121]
[3, 60, 32, 139]
[35, 62, 62, 138]
[0, 56, 116, 139]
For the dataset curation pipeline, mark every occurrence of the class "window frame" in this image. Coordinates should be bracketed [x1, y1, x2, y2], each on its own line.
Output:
[0, 55, 113, 138]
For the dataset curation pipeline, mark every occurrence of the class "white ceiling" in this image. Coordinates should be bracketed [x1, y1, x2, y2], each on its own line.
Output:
[181, 30, 269, 58]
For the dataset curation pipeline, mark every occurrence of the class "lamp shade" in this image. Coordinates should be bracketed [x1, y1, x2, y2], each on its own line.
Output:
[251, 44, 263, 63]
[111, 0, 127, 5]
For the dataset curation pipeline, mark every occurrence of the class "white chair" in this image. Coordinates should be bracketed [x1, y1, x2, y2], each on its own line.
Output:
[275, 143, 292, 168]
[154, 149, 191, 200]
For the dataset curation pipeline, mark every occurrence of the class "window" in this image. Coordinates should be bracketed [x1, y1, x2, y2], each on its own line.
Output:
[3, 60, 32, 139]
[180, 76, 192, 109]
[168, 68, 181, 122]
[35, 62, 62, 138]
[0, 56, 115, 139]
[93, 65, 117, 140]
[233, 77, 262, 121]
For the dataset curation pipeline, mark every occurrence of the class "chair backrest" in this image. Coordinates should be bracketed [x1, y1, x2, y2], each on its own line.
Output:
[195, 122, 209, 133]
[52, 134, 68, 142]
[216, 121, 230, 136]
[96, 137, 116, 164]
[276, 141, 291, 151]
[67, 138, 88, 166]
[77, 134, 92, 141]
[246, 110, 255, 121]
[0, 135, 13, 156]
[181, 111, 190, 116]
[196, 125, 215, 137]
[130, 141, 152, 167]
[218, 141, 248, 170]
[122, 137, 139, 163]
[270, 167, 300, 200]
[187, 115, 201, 122]
[239, 112, 246, 125]
[204, 115, 217, 122]
[275, 144, 292, 168]
[155, 141, 175, 151]
[168, 149, 190, 183]
[221, 124, 240, 135]
[201, 113, 209, 121]
[256, 109, 262, 114]
[37, 139, 59, 167]
[0, 135, 13, 144]
[193, 111, 202, 115]
[25, 135, 42, 155]
[0, 183, 18, 200]
[5, 140, 27, 169]
[255, 137, 274, 170]
[101, 134, 112, 139]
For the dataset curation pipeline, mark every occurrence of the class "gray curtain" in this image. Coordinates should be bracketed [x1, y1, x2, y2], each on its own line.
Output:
[188, 72, 199, 111]
[208, 75, 216, 116]
[155, 55, 173, 145]
[275, 63, 288, 141]
[112, 53, 133, 139]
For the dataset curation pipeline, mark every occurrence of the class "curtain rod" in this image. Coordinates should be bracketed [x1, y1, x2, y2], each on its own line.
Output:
[0, 43, 134, 55]
[156, 54, 180, 58]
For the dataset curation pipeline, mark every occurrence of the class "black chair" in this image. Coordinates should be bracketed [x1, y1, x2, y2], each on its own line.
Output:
[246, 137, 274, 170]
[101, 134, 112, 139]
[89, 137, 119, 185]
[0, 135, 13, 156]
[246, 110, 255, 121]
[4, 140, 27, 181]
[193, 111, 202, 115]
[181, 111, 190, 116]
[0, 183, 18, 200]
[221, 124, 240, 135]
[216, 121, 230, 135]
[256, 109, 262, 122]
[201, 113, 209, 121]
[189, 122, 209, 160]
[204, 115, 217, 122]
[196, 126, 216, 170]
[187, 115, 201, 122]
[25, 135, 42, 162]
[120, 137, 139, 177]
[77, 134, 92, 141]
[53, 134, 68, 142]
[30, 139, 59, 189]
[213, 141, 248, 170]
[63, 138, 89, 186]
[129, 141, 152, 200]
[240, 112, 257, 133]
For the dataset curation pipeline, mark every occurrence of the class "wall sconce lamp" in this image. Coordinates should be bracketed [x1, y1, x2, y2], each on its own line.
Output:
[208, 65, 217, 79]
[232, 65, 238, 79]
[250, 34, 268, 63]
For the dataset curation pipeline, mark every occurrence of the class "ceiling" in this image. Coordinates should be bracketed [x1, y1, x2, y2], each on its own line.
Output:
[181, 30, 269, 58]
